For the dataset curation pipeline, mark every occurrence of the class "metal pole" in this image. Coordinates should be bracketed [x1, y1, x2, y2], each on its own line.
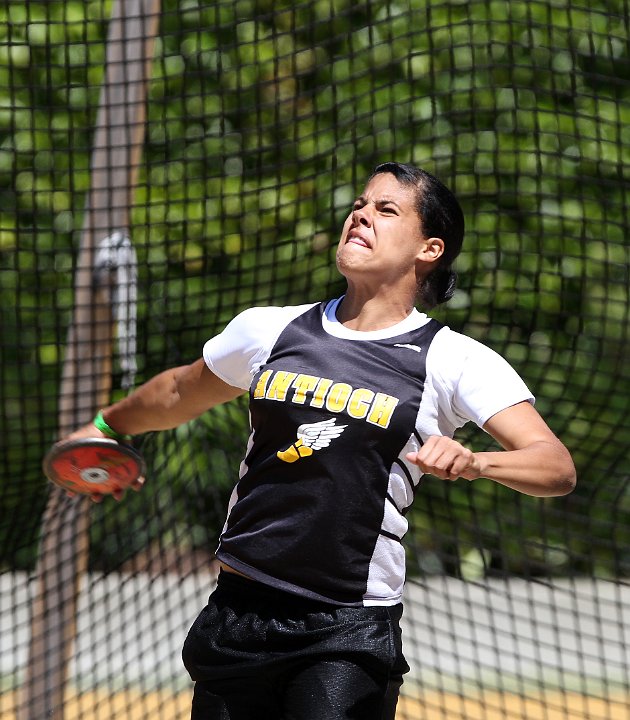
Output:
[21, 2, 161, 717]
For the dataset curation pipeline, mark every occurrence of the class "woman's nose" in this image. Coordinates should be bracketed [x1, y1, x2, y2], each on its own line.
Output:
[352, 206, 372, 226]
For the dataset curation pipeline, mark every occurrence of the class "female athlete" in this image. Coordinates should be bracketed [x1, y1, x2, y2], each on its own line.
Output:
[66, 162, 576, 719]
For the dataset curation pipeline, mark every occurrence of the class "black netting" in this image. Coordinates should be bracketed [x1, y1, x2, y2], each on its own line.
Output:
[1, 0, 629, 718]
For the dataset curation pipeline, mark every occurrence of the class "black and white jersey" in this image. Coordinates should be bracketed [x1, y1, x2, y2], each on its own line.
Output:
[203, 298, 533, 607]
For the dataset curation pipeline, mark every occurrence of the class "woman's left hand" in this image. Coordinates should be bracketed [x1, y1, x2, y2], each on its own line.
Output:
[405, 402, 576, 496]
[406, 436, 482, 482]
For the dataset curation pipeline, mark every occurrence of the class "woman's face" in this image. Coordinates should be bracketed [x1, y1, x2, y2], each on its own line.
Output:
[336, 173, 429, 288]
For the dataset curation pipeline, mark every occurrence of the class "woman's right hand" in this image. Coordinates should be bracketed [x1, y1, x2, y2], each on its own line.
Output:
[55, 422, 145, 503]
[62, 422, 106, 443]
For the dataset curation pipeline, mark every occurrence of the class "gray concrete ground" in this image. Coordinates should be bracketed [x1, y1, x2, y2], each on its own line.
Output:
[2, 572, 629, 693]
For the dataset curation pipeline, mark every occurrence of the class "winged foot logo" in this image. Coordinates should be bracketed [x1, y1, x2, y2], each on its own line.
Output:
[277, 418, 347, 463]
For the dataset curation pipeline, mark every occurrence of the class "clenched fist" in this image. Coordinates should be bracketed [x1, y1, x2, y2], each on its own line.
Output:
[406, 435, 483, 482]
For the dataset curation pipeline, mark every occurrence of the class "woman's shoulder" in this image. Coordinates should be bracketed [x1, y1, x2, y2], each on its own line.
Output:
[431, 324, 506, 357]
[428, 325, 525, 386]
[203, 302, 320, 389]
[428, 325, 533, 426]
[234, 301, 319, 323]
[429, 324, 490, 361]
[224, 301, 320, 336]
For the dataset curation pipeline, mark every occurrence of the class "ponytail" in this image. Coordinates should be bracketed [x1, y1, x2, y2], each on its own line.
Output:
[419, 266, 458, 309]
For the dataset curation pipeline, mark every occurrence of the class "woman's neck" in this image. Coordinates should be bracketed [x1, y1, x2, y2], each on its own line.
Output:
[335, 291, 416, 332]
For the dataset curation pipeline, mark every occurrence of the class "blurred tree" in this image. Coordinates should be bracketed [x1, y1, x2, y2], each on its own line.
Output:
[0, 0, 628, 576]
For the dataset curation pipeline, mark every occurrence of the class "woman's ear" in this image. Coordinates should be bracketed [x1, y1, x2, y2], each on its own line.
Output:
[417, 236, 445, 263]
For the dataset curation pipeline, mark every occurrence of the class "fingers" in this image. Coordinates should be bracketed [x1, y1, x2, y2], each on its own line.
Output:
[64, 477, 145, 503]
[406, 436, 480, 481]
[63, 489, 104, 503]
[95, 477, 145, 502]
[104, 477, 145, 501]
[59, 423, 107, 444]
[131, 476, 146, 492]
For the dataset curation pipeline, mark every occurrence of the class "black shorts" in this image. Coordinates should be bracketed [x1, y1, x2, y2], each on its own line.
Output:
[182, 571, 410, 720]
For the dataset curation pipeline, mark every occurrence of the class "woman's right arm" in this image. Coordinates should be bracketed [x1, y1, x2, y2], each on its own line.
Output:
[67, 358, 245, 441]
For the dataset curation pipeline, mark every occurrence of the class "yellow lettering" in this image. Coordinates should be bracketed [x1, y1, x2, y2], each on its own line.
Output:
[253, 370, 273, 399]
[310, 378, 333, 408]
[291, 374, 319, 404]
[258, 370, 398, 431]
[367, 393, 399, 428]
[326, 383, 352, 413]
[347, 387, 374, 419]
[266, 371, 298, 401]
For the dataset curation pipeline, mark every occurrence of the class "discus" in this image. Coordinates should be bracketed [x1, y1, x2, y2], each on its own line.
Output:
[43, 437, 146, 495]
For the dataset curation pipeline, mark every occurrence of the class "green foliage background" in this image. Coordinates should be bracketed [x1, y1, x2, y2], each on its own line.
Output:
[1, 0, 629, 577]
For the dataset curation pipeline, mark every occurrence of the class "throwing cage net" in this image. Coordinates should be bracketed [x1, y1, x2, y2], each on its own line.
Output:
[1, 0, 629, 718]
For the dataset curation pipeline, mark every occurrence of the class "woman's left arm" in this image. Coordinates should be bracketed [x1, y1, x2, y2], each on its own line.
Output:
[406, 401, 576, 497]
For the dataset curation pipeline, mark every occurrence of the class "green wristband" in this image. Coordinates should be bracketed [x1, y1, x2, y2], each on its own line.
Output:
[93, 410, 131, 441]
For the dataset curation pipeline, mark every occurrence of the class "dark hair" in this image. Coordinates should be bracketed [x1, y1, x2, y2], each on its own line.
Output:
[369, 162, 465, 309]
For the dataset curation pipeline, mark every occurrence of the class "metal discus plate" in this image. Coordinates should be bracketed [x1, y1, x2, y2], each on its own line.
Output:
[43, 437, 146, 495]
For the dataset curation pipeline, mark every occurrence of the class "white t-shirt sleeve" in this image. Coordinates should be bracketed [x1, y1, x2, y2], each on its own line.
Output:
[429, 328, 534, 430]
[203, 304, 317, 389]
